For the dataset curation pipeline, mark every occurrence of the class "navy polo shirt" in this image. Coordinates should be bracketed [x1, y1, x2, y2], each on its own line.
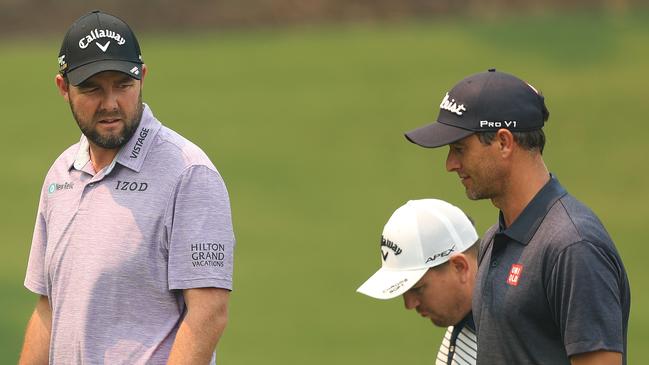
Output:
[473, 176, 630, 364]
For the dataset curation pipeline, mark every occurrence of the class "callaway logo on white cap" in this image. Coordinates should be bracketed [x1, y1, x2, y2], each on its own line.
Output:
[357, 199, 478, 300]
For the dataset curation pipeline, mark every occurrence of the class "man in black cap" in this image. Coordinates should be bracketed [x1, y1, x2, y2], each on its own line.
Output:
[405, 69, 630, 364]
[20, 11, 234, 364]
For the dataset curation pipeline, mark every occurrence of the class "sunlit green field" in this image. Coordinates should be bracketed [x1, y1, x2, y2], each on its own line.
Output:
[2, 10, 648, 364]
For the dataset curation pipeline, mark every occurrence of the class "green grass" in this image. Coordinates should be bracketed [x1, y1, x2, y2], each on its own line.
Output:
[2, 9, 648, 364]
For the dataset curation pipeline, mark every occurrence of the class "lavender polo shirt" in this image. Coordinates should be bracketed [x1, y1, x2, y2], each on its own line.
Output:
[24, 104, 234, 364]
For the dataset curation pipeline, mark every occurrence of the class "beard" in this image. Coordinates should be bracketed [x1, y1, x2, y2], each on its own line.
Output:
[71, 93, 144, 149]
[466, 181, 499, 201]
[464, 160, 507, 201]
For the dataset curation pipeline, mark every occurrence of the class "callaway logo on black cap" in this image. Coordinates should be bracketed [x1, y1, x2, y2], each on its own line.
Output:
[404, 69, 550, 148]
[58, 10, 143, 86]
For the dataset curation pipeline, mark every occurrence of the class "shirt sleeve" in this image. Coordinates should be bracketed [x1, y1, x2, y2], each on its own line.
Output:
[547, 241, 625, 356]
[24, 186, 49, 296]
[165, 165, 235, 291]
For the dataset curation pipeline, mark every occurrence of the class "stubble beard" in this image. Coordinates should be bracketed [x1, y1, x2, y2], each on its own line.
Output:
[466, 183, 496, 200]
[71, 93, 144, 149]
[464, 164, 506, 201]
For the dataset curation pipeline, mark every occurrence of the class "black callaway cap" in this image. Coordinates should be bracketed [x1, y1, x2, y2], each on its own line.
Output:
[58, 10, 143, 86]
[405, 69, 550, 148]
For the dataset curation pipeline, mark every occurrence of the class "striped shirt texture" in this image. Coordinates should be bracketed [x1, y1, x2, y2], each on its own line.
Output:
[435, 318, 477, 365]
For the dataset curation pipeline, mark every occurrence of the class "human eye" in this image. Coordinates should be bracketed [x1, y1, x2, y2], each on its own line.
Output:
[450, 144, 463, 154]
[78, 86, 99, 94]
[410, 284, 424, 294]
[118, 81, 134, 89]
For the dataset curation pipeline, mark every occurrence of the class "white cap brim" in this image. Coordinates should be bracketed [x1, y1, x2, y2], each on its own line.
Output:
[356, 266, 429, 300]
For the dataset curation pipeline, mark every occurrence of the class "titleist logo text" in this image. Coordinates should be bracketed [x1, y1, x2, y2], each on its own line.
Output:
[440, 93, 467, 116]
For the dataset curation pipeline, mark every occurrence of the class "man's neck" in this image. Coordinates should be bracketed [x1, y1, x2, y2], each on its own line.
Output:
[492, 155, 550, 227]
[88, 143, 119, 173]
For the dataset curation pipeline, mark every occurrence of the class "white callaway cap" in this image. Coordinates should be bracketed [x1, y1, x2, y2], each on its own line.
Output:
[357, 199, 478, 300]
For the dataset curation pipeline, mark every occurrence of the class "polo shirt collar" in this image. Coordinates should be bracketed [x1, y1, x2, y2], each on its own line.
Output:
[72, 134, 91, 171]
[459, 311, 475, 332]
[115, 104, 161, 172]
[69, 103, 161, 174]
[498, 174, 567, 245]
[449, 312, 475, 349]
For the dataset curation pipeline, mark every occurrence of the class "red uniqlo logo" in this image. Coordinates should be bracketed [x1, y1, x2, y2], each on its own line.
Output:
[507, 264, 524, 286]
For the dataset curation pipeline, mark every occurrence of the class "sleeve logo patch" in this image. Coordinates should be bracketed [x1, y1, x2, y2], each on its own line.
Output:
[507, 264, 523, 286]
[191, 243, 226, 267]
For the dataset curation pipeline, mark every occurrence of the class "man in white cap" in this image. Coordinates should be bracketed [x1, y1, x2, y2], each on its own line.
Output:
[357, 199, 479, 365]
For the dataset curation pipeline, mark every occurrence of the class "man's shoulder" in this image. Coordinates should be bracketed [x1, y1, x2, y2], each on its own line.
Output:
[482, 224, 499, 240]
[478, 224, 499, 260]
[150, 125, 217, 172]
[44, 142, 80, 177]
[532, 194, 617, 262]
[538, 193, 615, 252]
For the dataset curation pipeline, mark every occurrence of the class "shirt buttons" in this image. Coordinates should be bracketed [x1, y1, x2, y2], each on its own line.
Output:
[491, 260, 498, 268]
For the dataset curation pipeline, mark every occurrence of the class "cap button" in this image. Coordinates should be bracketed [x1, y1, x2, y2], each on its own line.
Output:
[488, 68, 496, 72]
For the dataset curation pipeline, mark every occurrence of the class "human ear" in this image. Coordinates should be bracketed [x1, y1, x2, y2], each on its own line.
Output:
[449, 255, 470, 283]
[496, 129, 514, 157]
[139, 64, 147, 88]
[55, 74, 70, 101]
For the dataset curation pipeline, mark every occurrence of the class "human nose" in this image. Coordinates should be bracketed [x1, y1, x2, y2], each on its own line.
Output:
[403, 292, 419, 310]
[99, 88, 119, 112]
[446, 149, 459, 172]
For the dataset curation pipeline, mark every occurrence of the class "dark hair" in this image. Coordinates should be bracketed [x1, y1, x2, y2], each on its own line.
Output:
[476, 91, 549, 153]
[476, 129, 546, 154]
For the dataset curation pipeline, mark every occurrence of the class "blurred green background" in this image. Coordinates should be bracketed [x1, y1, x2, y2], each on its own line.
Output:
[2, 7, 648, 364]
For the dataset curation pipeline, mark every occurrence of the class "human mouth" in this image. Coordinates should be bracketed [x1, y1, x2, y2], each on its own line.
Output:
[99, 118, 121, 124]
[97, 118, 123, 127]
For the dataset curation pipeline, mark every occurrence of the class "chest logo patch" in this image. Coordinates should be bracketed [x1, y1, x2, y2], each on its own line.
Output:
[115, 180, 148, 192]
[507, 264, 523, 286]
[48, 181, 74, 194]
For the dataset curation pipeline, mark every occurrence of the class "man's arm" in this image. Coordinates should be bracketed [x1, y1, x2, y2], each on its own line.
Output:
[19, 295, 52, 365]
[167, 287, 229, 365]
[571, 350, 622, 365]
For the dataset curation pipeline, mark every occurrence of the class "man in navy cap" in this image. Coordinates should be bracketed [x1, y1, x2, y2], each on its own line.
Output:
[20, 11, 234, 364]
[405, 69, 630, 364]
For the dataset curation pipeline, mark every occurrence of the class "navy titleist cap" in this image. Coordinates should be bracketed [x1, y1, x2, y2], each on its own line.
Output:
[405, 69, 550, 148]
[58, 10, 143, 86]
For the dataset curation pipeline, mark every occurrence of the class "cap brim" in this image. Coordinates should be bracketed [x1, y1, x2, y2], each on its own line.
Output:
[67, 60, 143, 86]
[404, 122, 475, 148]
[356, 267, 429, 300]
